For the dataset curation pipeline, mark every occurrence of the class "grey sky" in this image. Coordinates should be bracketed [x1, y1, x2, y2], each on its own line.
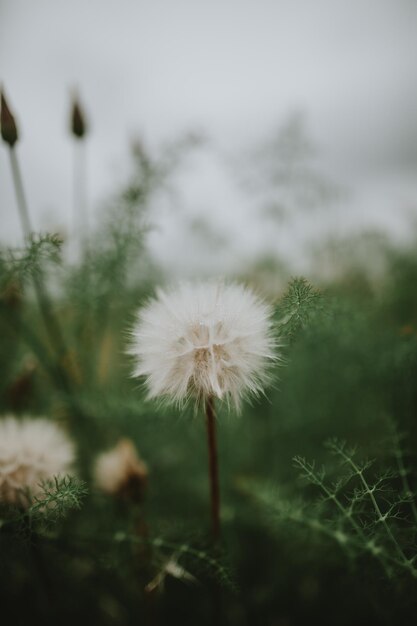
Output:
[1, 0, 417, 273]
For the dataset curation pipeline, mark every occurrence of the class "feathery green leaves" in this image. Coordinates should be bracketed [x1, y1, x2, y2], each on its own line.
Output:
[277, 277, 323, 340]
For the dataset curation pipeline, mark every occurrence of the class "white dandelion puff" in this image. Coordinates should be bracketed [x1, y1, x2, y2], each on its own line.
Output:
[128, 281, 277, 410]
[94, 439, 148, 501]
[0, 416, 75, 507]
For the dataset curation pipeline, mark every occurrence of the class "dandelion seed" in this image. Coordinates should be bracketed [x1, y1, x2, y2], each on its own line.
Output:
[0, 416, 75, 507]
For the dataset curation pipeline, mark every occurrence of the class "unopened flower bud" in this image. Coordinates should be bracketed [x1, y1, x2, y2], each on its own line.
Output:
[70, 96, 87, 139]
[1, 90, 18, 147]
[1, 279, 22, 309]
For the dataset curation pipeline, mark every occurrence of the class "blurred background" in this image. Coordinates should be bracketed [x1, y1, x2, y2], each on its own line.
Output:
[1, 0, 417, 277]
[3, 4, 417, 624]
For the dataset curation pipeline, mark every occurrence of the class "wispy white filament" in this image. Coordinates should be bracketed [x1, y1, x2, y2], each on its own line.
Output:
[129, 281, 277, 410]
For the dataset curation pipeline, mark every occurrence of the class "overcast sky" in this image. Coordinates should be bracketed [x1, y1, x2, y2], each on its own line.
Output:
[1, 0, 417, 273]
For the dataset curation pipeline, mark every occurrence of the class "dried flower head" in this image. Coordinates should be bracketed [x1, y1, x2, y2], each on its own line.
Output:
[94, 439, 148, 502]
[0, 416, 75, 507]
[129, 281, 277, 410]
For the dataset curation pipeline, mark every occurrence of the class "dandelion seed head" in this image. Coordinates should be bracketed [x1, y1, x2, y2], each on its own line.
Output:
[128, 281, 278, 410]
[0, 416, 75, 507]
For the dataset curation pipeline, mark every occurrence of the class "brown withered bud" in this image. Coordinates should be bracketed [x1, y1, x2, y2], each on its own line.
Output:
[6, 356, 37, 411]
[1, 279, 22, 310]
[1, 89, 19, 147]
[70, 95, 87, 139]
[94, 439, 148, 504]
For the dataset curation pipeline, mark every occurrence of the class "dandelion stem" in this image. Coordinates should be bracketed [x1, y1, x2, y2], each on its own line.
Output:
[205, 395, 221, 541]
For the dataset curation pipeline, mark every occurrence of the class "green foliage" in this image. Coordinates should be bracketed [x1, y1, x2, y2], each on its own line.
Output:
[277, 277, 323, 340]
[248, 435, 417, 580]
[114, 532, 238, 593]
[0, 233, 63, 289]
[2, 225, 417, 624]
[28, 476, 88, 526]
[0, 476, 88, 532]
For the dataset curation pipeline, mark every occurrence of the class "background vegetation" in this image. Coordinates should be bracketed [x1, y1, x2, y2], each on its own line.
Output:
[1, 112, 417, 626]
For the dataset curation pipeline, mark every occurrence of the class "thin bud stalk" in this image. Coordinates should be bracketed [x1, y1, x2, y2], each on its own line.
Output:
[205, 395, 221, 541]
[9, 147, 32, 239]
[73, 133, 88, 250]
[7, 145, 74, 399]
[70, 94, 88, 253]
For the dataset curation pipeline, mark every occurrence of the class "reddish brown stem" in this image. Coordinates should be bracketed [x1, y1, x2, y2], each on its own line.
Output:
[205, 395, 220, 541]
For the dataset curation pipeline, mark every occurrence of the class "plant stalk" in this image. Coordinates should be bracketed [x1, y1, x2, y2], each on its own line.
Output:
[8, 146, 73, 396]
[205, 395, 221, 541]
[9, 147, 32, 239]
[73, 139, 88, 251]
